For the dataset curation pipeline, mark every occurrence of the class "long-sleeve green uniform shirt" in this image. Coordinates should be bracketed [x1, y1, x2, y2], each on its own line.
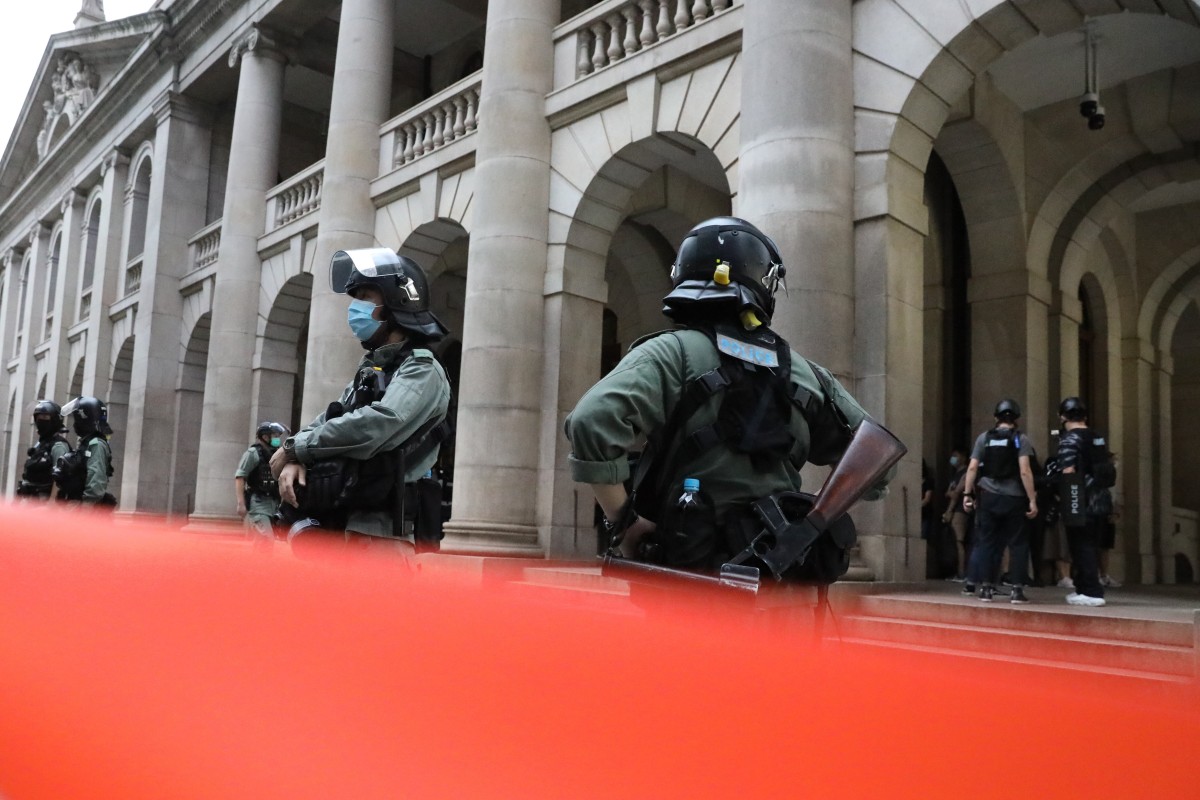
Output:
[565, 327, 887, 523]
[81, 436, 112, 503]
[293, 341, 450, 537]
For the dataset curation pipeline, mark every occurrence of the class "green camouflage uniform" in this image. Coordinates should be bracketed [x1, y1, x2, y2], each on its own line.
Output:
[566, 328, 885, 523]
[292, 342, 450, 537]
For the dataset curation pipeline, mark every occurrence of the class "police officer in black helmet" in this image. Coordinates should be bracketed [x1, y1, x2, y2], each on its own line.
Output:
[1055, 396, 1113, 606]
[235, 421, 289, 537]
[565, 217, 889, 579]
[16, 400, 71, 500]
[270, 248, 451, 547]
[54, 396, 117, 506]
[960, 399, 1038, 603]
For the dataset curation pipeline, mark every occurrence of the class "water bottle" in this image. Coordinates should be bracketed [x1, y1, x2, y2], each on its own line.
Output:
[667, 477, 715, 567]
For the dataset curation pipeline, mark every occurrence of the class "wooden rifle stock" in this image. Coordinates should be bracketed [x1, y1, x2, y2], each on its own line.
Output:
[809, 417, 907, 529]
[749, 417, 907, 579]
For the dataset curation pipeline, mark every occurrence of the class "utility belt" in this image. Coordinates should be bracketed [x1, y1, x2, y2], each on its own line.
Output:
[15, 481, 53, 497]
[635, 487, 855, 585]
[277, 417, 450, 543]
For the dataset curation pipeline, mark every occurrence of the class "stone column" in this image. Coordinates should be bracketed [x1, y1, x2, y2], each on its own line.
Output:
[81, 149, 129, 398]
[299, 0, 394, 421]
[1120, 336, 1155, 584]
[189, 26, 287, 523]
[0, 251, 23, 490]
[46, 189, 87, 399]
[117, 93, 212, 514]
[1155, 350, 1173, 584]
[4, 225, 50, 492]
[443, 0, 559, 555]
[737, 0, 854, 377]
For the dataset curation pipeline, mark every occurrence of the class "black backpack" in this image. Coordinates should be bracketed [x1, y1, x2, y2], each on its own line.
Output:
[1089, 433, 1117, 489]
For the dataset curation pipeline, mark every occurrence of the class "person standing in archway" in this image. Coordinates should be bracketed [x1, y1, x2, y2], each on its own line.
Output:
[960, 400, 1038, 603]
[1055, 397, 1115, 607]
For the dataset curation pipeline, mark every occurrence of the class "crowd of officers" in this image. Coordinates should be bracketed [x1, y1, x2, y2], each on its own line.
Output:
[16, 396, 115, 506]
[929, 397, 1117, 607]
[9, 219, 1121, 609]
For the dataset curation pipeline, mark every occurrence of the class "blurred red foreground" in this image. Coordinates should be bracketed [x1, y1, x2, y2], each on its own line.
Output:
[2, 503, 1197, 799]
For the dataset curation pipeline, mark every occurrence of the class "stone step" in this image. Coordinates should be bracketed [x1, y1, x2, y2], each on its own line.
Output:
[833, 613, 1196, 679]
[837, 636, 1196, 687]
[841, 593, 1196, 647]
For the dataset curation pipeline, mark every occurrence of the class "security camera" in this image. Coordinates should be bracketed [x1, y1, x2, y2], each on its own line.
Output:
[1079, 92, 1099, 118]
[1087, 105, 1106, 130]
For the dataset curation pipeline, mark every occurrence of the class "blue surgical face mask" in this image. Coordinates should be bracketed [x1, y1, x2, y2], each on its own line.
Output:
[949, 455, 960, 467]
[347, 299, 382, 341]
[269, 437, 282, 448]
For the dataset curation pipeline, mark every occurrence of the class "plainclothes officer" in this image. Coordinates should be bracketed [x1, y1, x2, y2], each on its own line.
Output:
[1055, 396, 1111, 607]
[270, 248, 451, 547]
[235, 422, 289, 537]
[16, 400, 71, 500]
[961, 399, 1038, 604]
[564, 217, 889, 577]
[55, 396, 116, 506]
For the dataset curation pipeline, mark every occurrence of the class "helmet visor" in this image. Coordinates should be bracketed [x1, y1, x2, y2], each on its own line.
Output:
[330, 248, 404, 294]
[61, 398, 81, 418]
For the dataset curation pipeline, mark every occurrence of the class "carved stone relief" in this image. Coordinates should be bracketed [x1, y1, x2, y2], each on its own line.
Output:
[36, 52, 101, 159]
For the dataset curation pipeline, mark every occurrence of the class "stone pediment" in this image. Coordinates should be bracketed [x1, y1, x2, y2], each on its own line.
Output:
[0, 13, 163, 196]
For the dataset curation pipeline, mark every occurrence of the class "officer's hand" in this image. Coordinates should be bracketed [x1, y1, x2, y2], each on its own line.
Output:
[618, 515, 658, 560]
[269, 445, 292, 479]
[277, 463, 307, 508]
[1025, 500, 1038, 520]
[962, 496, 975, 512]
[236, 501, 247, 518]
[1062, 466, 1076, 475]
[941, 512, 951, 524]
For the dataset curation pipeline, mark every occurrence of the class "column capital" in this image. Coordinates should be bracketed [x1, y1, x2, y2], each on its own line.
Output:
[60, 187, 88, 216]
[152, 91, 213, 127]
[228, 23, 292, 68]
[100, 147, 131, 177]
[27, 221, 50, 247]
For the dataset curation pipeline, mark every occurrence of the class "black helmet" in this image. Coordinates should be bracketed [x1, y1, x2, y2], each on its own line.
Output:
[32, 399, 62, 422]
[61, 396, 112, 437]
[32, 399, 63, 438]
[662, 217, 786, 324]
[330, 248, 449, 342]
[1059, 396, 1087, 421]
[256, 421, 289, 441]
[994, 399, 1021, 421]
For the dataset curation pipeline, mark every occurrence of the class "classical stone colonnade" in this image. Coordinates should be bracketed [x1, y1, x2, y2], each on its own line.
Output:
[0, 0, 1197, 583]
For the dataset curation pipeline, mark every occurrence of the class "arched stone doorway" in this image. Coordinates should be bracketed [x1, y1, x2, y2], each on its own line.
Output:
[108, 337, 135, 501]
[254, 273, 312, 436]
[170, 313, 210, 517]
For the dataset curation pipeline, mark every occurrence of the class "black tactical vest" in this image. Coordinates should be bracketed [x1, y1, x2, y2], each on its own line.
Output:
[53, 434, 113, 500]
[246, 443, 280, 499]
[980, 427, 1021, 481]
[19, 435, 68, 493]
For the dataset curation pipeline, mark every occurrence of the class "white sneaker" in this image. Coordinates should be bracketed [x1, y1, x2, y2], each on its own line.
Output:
[1100, 575, 1121, 588]
[1056, 577, 1075, 589]
[1066, 593, 1106, 607]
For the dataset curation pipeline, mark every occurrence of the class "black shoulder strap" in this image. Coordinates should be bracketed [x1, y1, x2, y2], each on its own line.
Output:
[800, 359, 853, 437]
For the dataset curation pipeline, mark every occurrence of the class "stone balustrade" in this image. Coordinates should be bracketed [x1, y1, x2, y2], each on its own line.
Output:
[265, 162, 324, 232]
[563, 0, 735, 82]
[188, 222, 222, 272]
[124, 257, 142, 296]
[382, 73, 481, 169]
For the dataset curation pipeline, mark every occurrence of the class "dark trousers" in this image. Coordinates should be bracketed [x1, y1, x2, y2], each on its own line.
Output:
[1066, 516, 1104, 598]
[966, 492, 1030, 586]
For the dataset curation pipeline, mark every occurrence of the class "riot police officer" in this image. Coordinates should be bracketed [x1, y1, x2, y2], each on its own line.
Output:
[960, 399, 1038, 603]
[16, 400, 71, 500]
[270, 248, 451, 548]
[564, 217, 890, 581]
[1055, 396, 1113, 606]
[235, 421, 289, 537]
[54, 396, 116, 506]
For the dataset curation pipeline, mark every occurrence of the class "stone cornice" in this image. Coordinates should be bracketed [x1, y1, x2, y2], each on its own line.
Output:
[152, 90, 214, 127]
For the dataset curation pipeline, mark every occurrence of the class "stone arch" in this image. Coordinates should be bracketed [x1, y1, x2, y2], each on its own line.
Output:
[394, 218, 470, 350]
[125, 143, 154, 263]
[1138, 243, 1200, 346]
[69, 357, 85, 398]
[376, 167, 476, 264]
[107, 336, 135, 499]
[255, 271, 312, 437]
[170, 312, 210, 516]
[79, 188, 103, 301]
[1, 390, 15, 491]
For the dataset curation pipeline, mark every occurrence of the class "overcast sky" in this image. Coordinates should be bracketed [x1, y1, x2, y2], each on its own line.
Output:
[0, 1, 153, 158]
